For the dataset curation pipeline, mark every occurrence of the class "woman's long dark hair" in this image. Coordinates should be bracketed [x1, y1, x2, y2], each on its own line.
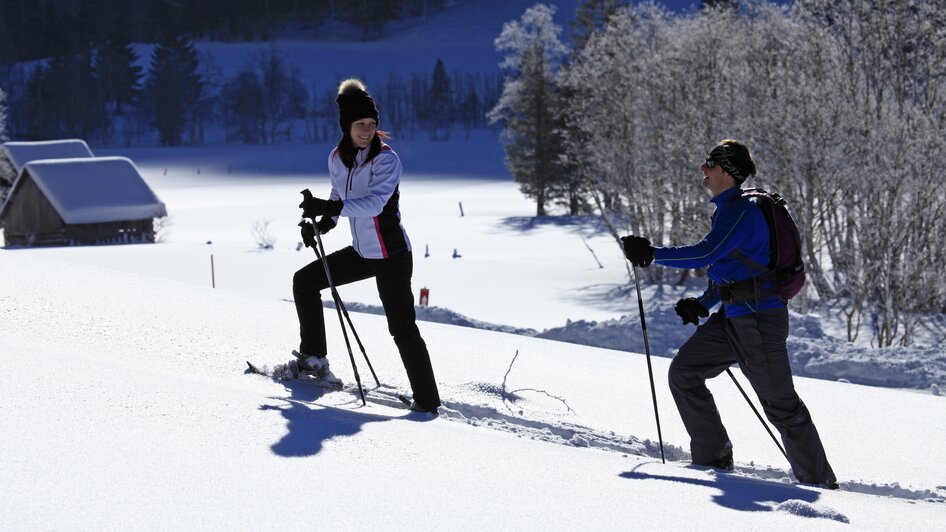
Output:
[336, 130, 391, 169]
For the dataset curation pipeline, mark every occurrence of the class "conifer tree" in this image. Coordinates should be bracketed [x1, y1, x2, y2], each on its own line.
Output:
[147, 34, 203, 145]
[489, 4, 569, 216]
[95, 40, 143, 115]
[427, 58, 453, 140]
[338, 0, 403, 40]
[222, 68, 265, 143]
[457, 81, 481, 140]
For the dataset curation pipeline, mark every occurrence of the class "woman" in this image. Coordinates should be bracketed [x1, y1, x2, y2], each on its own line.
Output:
[292, 78, 441, 413]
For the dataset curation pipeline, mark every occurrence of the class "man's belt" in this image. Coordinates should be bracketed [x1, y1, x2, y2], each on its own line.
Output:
[717, 271, 779, 304]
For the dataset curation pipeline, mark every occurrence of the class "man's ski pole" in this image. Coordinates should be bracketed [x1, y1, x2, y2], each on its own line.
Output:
[632, 265, 666, 463]
[725, 368, 789, 461]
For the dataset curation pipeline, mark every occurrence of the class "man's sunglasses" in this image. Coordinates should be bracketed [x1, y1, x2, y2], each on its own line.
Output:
[704, 148, 740, 177]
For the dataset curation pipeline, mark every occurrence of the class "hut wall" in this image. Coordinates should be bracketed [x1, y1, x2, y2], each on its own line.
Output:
[1, 175, 65, 246]
[1, 170, 159, 248]
[64, 219, 156, 245]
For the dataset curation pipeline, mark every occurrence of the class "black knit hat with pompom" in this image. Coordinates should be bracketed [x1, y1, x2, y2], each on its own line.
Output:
[336, 78, 379, 134]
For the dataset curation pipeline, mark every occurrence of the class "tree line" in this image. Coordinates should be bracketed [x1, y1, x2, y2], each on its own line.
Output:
[0, 0, 451, 65]
[490, 0, 946, 347]
[0, 36, 500, 146]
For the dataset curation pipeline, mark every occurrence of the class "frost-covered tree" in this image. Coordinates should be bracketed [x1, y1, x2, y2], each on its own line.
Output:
[555, 0, 946, 336]
[561, 4, 714, 282]
[489, 4, 570, 216]
[0, 85, 7, 142]
[701, 0, 740, 10]
[569, 0, 629, 51]
[788, 0, 946, 344]
[0, 85, 10, 196]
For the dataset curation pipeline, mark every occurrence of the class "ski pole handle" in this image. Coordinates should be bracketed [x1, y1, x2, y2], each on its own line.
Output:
[299, 189, 316, 221]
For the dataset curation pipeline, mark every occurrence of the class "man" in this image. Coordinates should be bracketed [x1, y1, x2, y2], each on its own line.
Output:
[621, 139, 837, 489]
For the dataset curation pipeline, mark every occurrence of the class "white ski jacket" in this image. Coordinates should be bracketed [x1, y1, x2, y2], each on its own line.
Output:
[326, 143, 411, 259]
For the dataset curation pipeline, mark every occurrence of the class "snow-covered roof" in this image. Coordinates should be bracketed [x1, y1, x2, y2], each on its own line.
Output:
[1, 139, 94, 174]
[1, 157, 167, 224]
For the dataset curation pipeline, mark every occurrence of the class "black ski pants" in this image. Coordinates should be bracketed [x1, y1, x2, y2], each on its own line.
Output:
[668, 306, 836, 485]
[292, 246, 440, 410]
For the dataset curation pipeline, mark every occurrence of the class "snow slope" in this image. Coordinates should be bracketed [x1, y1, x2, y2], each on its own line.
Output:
[1, 251, 944, 530]
[18, 141, 945, 391]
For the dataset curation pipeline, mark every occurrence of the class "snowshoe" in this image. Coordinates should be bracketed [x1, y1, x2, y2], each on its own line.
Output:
[696, 450, 734, 471]
[291, 350, 342, 386]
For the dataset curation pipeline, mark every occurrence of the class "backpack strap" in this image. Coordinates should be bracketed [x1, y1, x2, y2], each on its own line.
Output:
[719, 189, 772, 273]
[717, 188, 779, 303]
[728, 248, 769, 273]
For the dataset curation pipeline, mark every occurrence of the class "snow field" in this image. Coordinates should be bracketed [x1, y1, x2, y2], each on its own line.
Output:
[2, 251, 945, 529]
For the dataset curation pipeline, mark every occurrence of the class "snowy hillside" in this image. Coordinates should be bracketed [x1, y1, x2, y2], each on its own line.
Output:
[2, 1, 944, 527]
[2, 250, 945, 529]
[23, 141, 946, 393]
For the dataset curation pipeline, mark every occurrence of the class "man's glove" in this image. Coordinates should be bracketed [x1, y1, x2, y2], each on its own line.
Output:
[299, 221, 317, 248]
[316, 216, 337, 235]
[621, 235, 655, 267]
[299, 194, 342, 219]
[675, 297, 709, 326]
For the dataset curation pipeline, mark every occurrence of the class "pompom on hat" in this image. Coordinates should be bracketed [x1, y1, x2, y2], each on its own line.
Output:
[336, 78, 379, 134]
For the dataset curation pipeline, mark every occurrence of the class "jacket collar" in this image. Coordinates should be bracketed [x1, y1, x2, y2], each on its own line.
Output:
[711, 185, 743, 206]
[355, 147, 369, 166]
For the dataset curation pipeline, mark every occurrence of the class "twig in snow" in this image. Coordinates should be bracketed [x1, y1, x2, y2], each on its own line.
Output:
[501, 350, 575, 414]
[501, 349, 518, 403]
[582, 236, 605, 269]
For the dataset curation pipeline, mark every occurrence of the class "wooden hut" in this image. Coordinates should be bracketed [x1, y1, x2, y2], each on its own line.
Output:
[0, 157, 167, 247]
[1, 139, 94, 200]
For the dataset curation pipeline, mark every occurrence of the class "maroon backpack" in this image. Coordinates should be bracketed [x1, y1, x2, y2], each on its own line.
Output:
[730, 188, 806, 301]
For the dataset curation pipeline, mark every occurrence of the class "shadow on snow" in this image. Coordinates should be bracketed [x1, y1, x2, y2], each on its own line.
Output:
[259, 378, 432, 458]
[620, 462, 821, 514]
[496, 215, 611, 237]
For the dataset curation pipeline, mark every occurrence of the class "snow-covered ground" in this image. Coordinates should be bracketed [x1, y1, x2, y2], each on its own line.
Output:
[2, 1, 943, 527]
[2, 140, 945, 528]
[2, 242, 945, 530]
[12, 140, 945, 393]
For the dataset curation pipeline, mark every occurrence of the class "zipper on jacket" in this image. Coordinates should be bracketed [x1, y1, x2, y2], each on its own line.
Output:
[344, 165, 359, 253]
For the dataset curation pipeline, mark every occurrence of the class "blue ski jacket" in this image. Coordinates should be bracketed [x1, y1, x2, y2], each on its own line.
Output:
[653, 186, 785, 317]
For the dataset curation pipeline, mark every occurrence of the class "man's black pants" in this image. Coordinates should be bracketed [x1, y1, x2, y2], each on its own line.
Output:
[293, 246, 440, 410]
[668, 306, 835, 485]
